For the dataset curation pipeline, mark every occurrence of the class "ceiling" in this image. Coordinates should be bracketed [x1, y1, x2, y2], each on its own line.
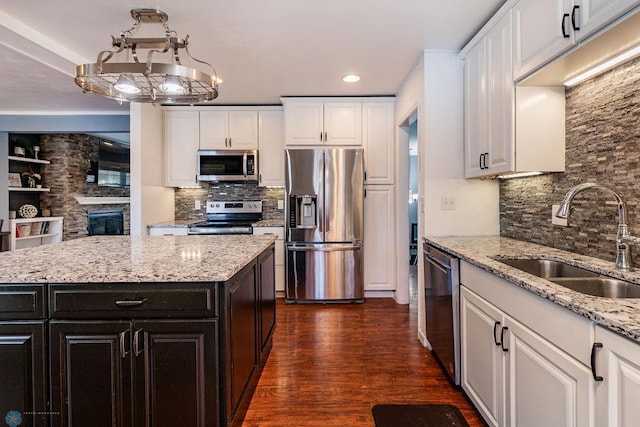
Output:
[0, 0, 504, 114]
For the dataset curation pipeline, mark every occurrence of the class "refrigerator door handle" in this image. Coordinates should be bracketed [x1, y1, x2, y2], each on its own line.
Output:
[287, 244, 362, 252]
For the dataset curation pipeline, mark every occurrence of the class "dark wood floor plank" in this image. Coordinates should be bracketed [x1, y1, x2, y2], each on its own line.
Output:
[243, 298, 485, 426]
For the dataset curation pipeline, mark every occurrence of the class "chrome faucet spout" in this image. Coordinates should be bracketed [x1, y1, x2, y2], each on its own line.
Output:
[555, 183, 634, 271]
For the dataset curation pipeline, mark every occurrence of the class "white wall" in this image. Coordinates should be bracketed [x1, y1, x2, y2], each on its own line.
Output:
[395, 50, 499, 346]
[129, 104, 174, 236]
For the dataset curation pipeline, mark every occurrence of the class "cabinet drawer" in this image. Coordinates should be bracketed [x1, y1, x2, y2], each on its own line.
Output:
[0, 285, 46, 319]
[49, 283, 217, 319]
[252, 227, 285, 240]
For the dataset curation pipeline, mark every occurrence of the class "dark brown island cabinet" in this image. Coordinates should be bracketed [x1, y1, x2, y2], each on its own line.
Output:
[0, 244, 276, 427]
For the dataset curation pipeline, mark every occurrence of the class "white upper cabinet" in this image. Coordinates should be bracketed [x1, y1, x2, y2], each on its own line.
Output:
[363, 101, 395, 184]
[283, 98, 362, 146]
[258, 109, 285, 187]
[199, 110, 258, 150]
[513, 0, 640, 80]
[164, 110, 199, 187]
[463, 10, 565, 178]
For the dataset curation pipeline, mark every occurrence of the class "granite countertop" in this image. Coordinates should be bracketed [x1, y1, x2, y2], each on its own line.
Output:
[147, 219, 193, 228]
[147, 219, 285, 228]
[252, 219, 285, 227]
[425, 235, 640, 343]
[0, 235, 276, 284]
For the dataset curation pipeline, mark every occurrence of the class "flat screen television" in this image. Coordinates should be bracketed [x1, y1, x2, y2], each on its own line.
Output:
[97, 140, 130, 187]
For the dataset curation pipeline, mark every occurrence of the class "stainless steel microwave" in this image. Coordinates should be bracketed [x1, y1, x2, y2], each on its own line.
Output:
[197, 150, 258, 182]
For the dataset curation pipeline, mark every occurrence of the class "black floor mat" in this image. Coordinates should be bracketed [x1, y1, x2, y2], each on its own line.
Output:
[372, 404, 470, 427]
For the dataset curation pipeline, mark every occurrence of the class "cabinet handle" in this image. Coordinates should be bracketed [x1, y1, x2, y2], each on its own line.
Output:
[493, 321, 502, 346]
[259, 174, 262, 183]
[562, 13, 570, 38]
[115, 298, 147, 307]
[479, 154, 483, 170]
[320, 132, 323, 142]
[571, 5, 580, 31]
[133, 328, 144, 357]
[119, 330, 130, 359]
[225, 137, 228, 147]
[229, 137, 232, 147]
[590, 342, 604, 382]
[483, 153, 488, 169]
[324, 132, 327, 142]
[500, 326, 509, 352]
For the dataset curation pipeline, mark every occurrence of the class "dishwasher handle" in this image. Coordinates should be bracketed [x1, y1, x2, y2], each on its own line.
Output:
[423, 244, 455, 270]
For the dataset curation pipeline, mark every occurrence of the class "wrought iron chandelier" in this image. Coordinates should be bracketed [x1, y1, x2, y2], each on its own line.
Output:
[75, 9, 219, 104]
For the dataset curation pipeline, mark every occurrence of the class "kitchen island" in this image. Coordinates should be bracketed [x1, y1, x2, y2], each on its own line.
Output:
[0, 235, 277, 427]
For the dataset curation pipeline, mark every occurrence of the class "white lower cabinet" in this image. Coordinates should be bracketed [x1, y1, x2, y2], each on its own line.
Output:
[595, 325, 640, 427]
[461, 261, 596, 427]
[252, 227, 285, 292]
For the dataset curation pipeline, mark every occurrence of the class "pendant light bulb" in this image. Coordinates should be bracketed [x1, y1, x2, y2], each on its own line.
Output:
[114, 74, 141, 94]
[159, 75, 186, 94]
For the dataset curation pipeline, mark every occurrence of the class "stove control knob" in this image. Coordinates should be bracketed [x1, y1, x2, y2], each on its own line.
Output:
[215, 203, 220, 208]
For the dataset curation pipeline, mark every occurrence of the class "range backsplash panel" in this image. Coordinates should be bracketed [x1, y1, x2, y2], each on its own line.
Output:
[500, 56, 640, 264]
[175, 183, 285, 221]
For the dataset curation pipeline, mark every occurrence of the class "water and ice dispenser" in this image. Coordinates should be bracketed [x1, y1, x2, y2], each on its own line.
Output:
[289, 195, 317, 228]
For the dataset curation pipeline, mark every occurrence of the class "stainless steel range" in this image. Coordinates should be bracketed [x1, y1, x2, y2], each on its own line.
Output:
[188, 201, 262, 235]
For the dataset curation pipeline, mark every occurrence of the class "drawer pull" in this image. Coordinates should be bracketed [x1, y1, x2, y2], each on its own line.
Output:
[119, 330, 130, 359]
[500, 326, 509, 352]
[115, 299, 147, 307]
[591, 342, 604, 382]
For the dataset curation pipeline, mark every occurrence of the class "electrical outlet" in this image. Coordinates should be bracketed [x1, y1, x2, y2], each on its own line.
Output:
[441, 196, 456, 211]
[551, 204, 567, 226]
[195, 200, 201, 210]
[277, 199, 284, 210]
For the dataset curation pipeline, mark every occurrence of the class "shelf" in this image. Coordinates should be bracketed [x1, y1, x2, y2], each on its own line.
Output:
[16, 233, 58, 241]
[8, 156, 50, 165]
[8, 187, 50, 192]
[11, 216, 63, 224]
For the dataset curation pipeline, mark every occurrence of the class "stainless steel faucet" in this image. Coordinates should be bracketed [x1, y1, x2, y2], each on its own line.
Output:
[556, 183, 640, 271]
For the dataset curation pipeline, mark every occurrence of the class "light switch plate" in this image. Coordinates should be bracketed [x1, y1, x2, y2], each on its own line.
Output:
[277, 199, 284, 210]
[552, 204, 567, 226]
[195, 200, 201, 210]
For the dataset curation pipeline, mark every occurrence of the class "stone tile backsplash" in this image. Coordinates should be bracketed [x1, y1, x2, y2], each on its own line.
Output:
[500, 56, 640, 264]
[175, 183, 285, 221]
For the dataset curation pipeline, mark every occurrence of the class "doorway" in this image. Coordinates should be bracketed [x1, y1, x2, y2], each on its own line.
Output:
[408, 120, 419, 303]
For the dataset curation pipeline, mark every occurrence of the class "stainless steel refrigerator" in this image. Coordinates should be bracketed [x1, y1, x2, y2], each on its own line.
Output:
[285, 148, 364, 302]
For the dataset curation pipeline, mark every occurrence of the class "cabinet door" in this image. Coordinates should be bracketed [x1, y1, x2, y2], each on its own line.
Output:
[364, 186, 395, 291]
[324, 102, 362, 146]
[258, 247, 276, 356]
[578, 0, 640, 41]
[505, 316, 594, 427]
[258, 110, 285, 187]
[595, 326, 640, 427]
[513, 0, 575, 80]
[460, 286, 505, 427]
[485, 11, 514, 175]
[464, 39, 488, 178]
[132, 320, 219, 427]
[0, 322, 47, 427]
[50, 321, 133, 427]
[284, 102, 324, 145]
[199, 110, 228, 150]
[363, 102, 394, 184]
[228, 111, 258, 149]
[225, 263, 257, 422]
[164, 110, 199, 186]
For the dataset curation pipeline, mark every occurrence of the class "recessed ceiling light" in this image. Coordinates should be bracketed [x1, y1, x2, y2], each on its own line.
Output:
[342, 74, 361, 83]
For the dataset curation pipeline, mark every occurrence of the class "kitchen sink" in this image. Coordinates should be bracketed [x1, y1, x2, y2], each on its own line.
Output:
[550, 277, 640, 298]
[496, 257, 640, 298]
[496, 258, 599, 278]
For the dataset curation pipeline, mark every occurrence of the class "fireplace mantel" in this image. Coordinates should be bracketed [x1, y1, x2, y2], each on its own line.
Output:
[74, 197, 130, 205]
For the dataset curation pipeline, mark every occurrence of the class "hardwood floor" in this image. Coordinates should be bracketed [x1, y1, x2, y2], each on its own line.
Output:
[242, 268, 485, 426]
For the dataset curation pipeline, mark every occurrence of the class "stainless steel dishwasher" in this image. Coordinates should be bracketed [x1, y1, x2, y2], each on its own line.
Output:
[423, 242, 460, 385]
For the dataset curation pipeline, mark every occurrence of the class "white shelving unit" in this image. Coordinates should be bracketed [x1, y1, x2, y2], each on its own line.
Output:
[9, 217, 63, 251]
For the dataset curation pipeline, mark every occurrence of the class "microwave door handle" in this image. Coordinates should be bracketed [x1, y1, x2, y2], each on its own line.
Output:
[243, 152, 248, 178]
